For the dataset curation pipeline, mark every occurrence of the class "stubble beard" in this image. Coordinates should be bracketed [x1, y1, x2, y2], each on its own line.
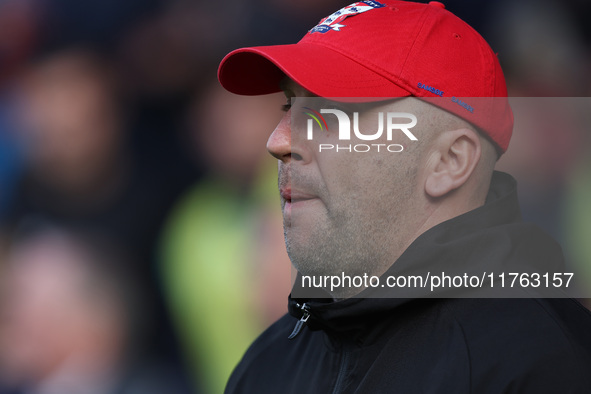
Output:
[283, 166, 419, 293]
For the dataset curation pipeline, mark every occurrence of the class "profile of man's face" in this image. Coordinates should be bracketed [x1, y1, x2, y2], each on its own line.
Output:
[268, 80, 437, 288]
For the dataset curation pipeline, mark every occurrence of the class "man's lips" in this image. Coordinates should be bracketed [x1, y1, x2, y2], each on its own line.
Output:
[280, 187, 321, 224]
[280, 188, 319, 204]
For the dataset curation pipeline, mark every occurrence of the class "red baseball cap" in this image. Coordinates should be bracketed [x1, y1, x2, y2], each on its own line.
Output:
[218, 0, 513, 153]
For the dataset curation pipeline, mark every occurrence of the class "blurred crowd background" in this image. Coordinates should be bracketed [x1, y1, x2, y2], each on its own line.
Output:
[0, 0, 590, 393]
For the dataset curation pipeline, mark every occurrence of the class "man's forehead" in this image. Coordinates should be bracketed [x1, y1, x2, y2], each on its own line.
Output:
[280, 77, 426, 108]
[280, 77, 316, 97]
[280, 78, 430, 115]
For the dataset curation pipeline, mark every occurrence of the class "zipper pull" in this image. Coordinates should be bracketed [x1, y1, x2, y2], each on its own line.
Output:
[288, 303, 310, 340]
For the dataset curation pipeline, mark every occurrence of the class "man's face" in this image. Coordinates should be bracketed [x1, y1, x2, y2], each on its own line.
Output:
[267, 80, 431, 288]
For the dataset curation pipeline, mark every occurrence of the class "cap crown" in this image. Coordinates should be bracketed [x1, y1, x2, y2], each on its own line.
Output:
[218, 1, 513, 152]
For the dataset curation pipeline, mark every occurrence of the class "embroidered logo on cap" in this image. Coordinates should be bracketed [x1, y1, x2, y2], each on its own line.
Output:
[309, 1, 386, 34]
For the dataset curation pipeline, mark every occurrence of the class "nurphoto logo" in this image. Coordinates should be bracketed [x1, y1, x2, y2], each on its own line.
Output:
[303, 107, 418, 153]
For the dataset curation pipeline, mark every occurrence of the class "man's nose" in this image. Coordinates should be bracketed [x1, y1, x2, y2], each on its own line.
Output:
[267, 112, 292, 162]
[268, 110, 310, 163]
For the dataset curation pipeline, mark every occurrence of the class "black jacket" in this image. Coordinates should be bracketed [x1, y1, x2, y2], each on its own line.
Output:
[226, 172, 591, 393]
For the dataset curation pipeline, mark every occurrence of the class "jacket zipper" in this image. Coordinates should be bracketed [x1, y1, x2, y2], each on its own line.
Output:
[332, 348, 351, 394]
[288, 302, 310, 340]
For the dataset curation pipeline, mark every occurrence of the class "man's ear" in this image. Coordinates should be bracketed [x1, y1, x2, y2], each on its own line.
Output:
[425, 128, 482, 198]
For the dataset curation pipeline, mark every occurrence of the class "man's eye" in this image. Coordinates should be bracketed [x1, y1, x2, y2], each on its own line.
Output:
[281, 103, 292, 112]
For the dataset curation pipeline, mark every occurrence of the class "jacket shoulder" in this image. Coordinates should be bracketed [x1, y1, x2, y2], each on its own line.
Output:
[443, 298, 591, 392]
[225, 313, 294, 391]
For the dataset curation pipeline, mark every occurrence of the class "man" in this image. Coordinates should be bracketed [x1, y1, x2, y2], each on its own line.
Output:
[217, 1, 591, 392]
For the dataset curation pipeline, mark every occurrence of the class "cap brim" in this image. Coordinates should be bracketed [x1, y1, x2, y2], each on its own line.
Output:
[218, 43, 411, 99]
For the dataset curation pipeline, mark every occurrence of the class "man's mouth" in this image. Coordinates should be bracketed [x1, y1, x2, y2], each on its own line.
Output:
[281, 188, 318, 203]
[280, 187, 320, 217]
